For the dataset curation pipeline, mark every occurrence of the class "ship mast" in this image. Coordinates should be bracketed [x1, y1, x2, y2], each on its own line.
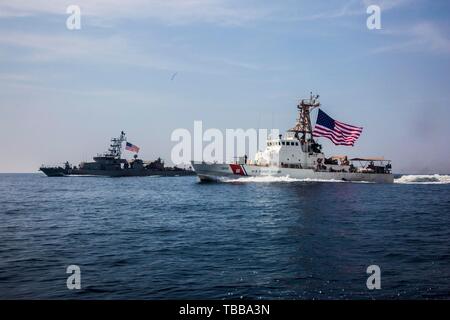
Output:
[288, 93, 320, 142]
[107, 131, 126, 159]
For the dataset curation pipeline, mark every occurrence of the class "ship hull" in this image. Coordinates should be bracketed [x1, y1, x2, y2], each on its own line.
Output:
[69, 169, 195, 177]
[39, 167, 67, 177]
[191, 162, 394, 183]
[40, 168, 195, 177]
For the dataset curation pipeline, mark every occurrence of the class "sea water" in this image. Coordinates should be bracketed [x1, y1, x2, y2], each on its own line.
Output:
[0, 173, 449, 299]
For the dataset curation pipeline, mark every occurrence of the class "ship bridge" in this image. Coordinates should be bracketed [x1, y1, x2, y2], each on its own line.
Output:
[253, 131, 325, 169]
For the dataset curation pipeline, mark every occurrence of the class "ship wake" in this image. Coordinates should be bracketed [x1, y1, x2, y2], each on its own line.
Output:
[221, 176, 347, 183]
[394, 174, 450, 184]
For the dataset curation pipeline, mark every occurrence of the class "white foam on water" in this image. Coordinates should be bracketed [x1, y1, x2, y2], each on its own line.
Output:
[394, 174, 450, 184]
[221, 175, 345, 183]
[222, 174, 450, 184]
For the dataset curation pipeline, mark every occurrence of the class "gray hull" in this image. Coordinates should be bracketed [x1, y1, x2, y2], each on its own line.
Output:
[70, 168, 195, 177]
[40, 167, 195, 177]
[39, 167, 66, 177]
[192, 162, 394, 183]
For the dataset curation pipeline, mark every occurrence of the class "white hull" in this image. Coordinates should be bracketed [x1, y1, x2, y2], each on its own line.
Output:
[191, 162, 394, 183]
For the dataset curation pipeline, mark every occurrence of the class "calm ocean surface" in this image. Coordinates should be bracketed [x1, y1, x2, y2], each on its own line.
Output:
[0, 173, 449, 299]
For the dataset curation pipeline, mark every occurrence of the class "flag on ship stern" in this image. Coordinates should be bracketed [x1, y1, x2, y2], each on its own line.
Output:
[313, 109, 363, 146]
[125, 142, 140, 153]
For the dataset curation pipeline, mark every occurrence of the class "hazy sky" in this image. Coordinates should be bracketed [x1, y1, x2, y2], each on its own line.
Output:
[1, 0, 449, 173]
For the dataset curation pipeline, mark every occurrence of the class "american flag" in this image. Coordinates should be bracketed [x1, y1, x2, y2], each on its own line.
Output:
[125, 142, 140, 153]
[313, 109, 363, 146]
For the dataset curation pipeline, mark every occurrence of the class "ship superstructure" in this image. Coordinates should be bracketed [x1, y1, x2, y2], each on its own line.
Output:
[78, 131, 127, 172]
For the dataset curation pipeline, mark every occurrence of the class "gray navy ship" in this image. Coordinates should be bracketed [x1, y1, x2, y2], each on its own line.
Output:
[40, 131, 195, 177]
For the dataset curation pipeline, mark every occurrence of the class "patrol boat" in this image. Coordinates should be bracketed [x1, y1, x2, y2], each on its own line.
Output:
[191, 94, 393, 183]
[40, 131, 195, 177]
